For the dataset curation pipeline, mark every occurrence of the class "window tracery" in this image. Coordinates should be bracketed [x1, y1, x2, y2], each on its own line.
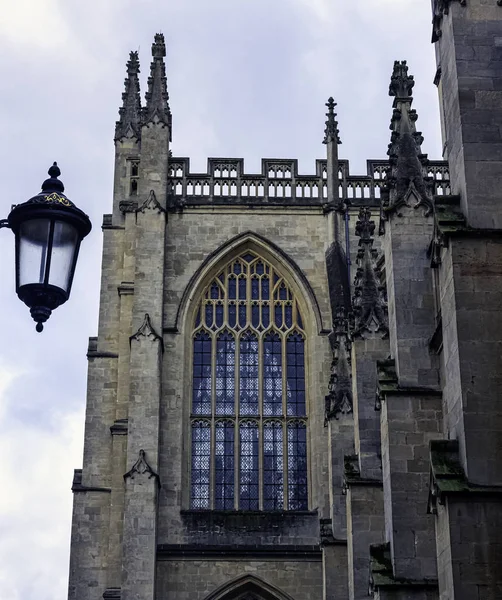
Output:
[190, 250, 308, 511]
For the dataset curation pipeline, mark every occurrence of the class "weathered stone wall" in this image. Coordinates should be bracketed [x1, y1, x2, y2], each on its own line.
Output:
[156, 557, 323, 600]
[157, 208, 334, 550]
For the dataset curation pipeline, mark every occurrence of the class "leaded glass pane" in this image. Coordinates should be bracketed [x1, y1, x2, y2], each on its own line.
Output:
[287, 333, 306, 416]
[192, 332, 212, 415]
[191, 421, 211, 508]
[288, 422, 308, 510]
[216, 332, 235, 416]
[263, 333, 282, 416]
[215, 421, 235, 509]
[239, 332, 258, 415]
[240, 421, 259, 510]
[263, 422, 284, 510]
[191, 251, 307, 511]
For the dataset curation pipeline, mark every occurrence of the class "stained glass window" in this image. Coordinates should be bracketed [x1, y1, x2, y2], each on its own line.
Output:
[190, 250, 308, 510]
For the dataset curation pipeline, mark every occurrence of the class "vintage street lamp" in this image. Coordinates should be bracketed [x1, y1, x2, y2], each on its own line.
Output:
[0, 163, 92, 332]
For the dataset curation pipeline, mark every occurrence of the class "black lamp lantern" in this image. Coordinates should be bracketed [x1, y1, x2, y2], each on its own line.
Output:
[4, 163, 92, 332]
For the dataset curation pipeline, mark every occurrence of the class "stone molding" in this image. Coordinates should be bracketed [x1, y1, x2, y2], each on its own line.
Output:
[130, 313, 164, 351]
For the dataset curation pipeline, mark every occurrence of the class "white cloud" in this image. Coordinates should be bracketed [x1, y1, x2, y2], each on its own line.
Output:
[0, 361, 84, 600]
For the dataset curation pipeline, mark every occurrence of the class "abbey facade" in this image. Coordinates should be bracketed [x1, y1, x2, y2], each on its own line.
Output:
[67, 2, 502, 599]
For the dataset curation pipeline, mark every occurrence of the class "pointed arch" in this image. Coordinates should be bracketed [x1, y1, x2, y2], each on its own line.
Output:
[204, 574, 296, 600]
[175, 231, 324, 334]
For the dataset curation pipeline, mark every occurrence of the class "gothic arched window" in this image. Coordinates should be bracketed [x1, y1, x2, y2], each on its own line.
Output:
[190, 251, 308, 511]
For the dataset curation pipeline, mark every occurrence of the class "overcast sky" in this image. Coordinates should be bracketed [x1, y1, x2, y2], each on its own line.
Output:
[0, 2, 442, 599]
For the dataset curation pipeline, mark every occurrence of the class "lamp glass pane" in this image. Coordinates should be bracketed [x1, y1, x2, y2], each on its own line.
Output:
[18, 218, 51, 287]
[48, 220, 79, 292]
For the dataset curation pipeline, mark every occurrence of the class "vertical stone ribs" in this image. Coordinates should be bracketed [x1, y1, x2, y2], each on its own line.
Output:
[143, 33, 172, 136]
[353, 208, 388, 338]
[381, 61, 433, 228]
[115, 51, 142, 141]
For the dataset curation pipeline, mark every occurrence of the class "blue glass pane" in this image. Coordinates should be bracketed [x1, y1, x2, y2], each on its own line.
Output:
[252, 304, 260, 328]
[215, 422, 235, 509]
[233, 261, 242, 275]
[274, 304, 283, 328]
[256, 261, 265, 275]
[286, 333, 306, 416]
[262, 304, 270, 329]
[261, 276, 269, 300]
[192, 332, 212, 415]
[251, 277, 259, 299]
[242, 253, 255, 263]
[287, 423, 308, 510]
[211, 283, 220, 299]
[238, 303, 247, 328]
[216, 332, 235, 416]
[240, 422, 259, 510]
[239, 332, 258, 415]
[228, 303, 236, 328]
[216, 304, 224, 328]
[205, 304, 213, 328]
[279, 285, 288, 300]
[285, 304, 293, 328]
[263, 422, 284, 510]
[191, 421, 211, 509]
[195, 309, 201, 327]
[263, 333, 282, 417]
[228, 277, 237, 300]
[239, 277, 247, 300]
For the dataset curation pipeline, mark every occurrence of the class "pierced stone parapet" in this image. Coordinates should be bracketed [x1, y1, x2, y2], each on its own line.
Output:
[167, 156, 450, 209]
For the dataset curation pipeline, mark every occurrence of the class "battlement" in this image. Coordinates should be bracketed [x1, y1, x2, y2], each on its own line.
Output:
[166, 157, 450, 208]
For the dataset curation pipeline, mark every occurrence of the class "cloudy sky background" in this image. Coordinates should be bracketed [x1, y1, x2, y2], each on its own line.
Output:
[0, 1, 442, 599]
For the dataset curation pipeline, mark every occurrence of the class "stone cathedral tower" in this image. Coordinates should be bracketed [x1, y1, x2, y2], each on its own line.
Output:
[68, 4, 502, 600]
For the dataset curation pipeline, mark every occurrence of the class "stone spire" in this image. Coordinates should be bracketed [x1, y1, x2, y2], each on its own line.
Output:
[352, 208, 388, 338]
[323, 97, 341, 145]
[115, 51, 142, 141]
[381, 61, 433, 224]
[142, 33, 172, 136]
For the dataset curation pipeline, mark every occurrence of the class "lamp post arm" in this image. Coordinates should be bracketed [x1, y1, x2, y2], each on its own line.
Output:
[0, 219, 11, 229]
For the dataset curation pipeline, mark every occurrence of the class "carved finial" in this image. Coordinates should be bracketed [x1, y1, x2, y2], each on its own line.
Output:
[381, 62, 433, 225]
[41, 162, 65, 193]
[115, 51, 142, 141]
[353, 209, 388, 338]
[389, 61, 415, 103]
[354, 207, 375, 242]
[143, 33, 172, 135]
[323, 97, 341, 145]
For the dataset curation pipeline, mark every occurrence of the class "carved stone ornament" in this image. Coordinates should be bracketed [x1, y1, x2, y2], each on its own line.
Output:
[115, 51, 142, 142]
[323, 97, 341, 145]
[353, 208, 388, 338]
[124, 449, 161, 486]
[325, 308, 353, 422]
[432, 0, 466, 43]
[137, 189, 166, 214]
[381, 62, 434, 228]
[142, 33, 172, 137]
[130, 313, 164, 351]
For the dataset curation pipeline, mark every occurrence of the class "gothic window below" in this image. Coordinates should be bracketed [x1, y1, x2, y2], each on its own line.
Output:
[190, 251, 308, 511]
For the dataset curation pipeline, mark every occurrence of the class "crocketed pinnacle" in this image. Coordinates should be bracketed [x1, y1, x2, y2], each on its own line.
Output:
[323, 97, 341, 145]
[115, 51, 142, 141]
[143, 33, 172, 134]
[325, 307, 353, 421]
[383, 61, 432, 217]
[352, 208, 388, 337]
